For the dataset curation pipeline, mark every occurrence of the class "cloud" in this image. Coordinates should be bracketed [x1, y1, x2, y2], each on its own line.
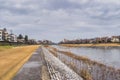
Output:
[0, 0, 120, 42]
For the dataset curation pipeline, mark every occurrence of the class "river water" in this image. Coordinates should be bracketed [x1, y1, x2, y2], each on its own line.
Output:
[52, 45, 120, 69]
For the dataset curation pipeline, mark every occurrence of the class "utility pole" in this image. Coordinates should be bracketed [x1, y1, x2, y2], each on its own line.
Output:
[10, 30, 13, 34]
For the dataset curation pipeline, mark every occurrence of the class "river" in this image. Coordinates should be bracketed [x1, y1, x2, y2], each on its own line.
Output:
[52, 45, 120, 69]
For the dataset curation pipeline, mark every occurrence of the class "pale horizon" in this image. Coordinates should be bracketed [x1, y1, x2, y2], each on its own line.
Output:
[0, 0, 120, 42]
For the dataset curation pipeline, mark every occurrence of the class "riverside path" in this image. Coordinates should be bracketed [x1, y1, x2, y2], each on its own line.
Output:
[13, 46, 83, 80]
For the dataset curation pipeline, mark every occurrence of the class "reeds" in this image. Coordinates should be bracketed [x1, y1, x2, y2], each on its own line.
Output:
[80, 69, 93, 80]
[47, 46, 120, 80]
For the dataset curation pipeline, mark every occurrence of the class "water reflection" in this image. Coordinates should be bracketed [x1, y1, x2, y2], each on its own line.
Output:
[53, 45, 120, 69]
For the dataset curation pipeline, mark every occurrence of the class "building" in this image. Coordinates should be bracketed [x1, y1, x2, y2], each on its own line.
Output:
[0, 29, 3, 41]
[40, 40, 53, 45]
[28, 39, 37, 44]
[2, 28, 9, 41]
[0, 28, 17, 42]
[17, 39, 25, 43]
[8, 34, 17, 42]
[111, 36, 120, 43]
[0, 28, 9, 41]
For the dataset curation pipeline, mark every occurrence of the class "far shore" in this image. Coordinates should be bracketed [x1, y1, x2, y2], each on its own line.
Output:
[60, 43, 120, 47]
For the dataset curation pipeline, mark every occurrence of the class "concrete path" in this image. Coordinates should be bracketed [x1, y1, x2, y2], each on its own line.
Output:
[13, 47, 83, 80]
[13, 48, 47, 80]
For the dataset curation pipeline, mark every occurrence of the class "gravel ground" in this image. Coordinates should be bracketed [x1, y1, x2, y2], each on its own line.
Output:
[13, 48, 48, 80]
[42, 47, 83, 80]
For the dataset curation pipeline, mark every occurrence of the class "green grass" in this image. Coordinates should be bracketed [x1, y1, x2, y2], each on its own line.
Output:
[0, 46, 13, 51]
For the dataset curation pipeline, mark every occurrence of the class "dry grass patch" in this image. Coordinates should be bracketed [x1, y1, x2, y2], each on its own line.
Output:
[0, 45, 39, 80]
[42, 65, 50, 80]
[47, 46, 120, 80]
[0, 46, 13, 52]
[61, 43, 120, 47]
[80, 69, 93, 80]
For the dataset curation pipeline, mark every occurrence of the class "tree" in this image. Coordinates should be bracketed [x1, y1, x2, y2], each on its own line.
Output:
[24, 35, 28, 42]
[3, 28, 7, 31]
[17, 34, 23, 39]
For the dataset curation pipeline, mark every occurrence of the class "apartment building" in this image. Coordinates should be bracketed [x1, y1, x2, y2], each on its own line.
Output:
[0, 29, 3, 41]
[8, 34, 17, 42]
[0, 28, 17, 42]
[3, 28, 9, 41]
[111, 36, 120, 43]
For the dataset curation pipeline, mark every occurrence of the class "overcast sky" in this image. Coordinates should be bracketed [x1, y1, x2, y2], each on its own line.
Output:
[0, 0, 120, 42]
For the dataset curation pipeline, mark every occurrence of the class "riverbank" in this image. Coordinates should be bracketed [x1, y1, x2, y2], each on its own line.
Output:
[0, 45, 39, 80]
[61, 43, 120, 47]
[13, 46, 83, 80]
[0, 46, 13, 51]
[13, 47, 50, 80]
[47, 46, 120, 80]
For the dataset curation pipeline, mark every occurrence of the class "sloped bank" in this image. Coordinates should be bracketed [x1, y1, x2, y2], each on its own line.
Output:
[13, 46, 83, 80]
[42, 47, 83, 80]
[46, 46, 120, 80]
[61, 43, 120, 47]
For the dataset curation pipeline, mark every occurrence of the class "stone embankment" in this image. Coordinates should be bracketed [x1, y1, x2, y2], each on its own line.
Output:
[46, 46, 120, 80]
[13, 47, 83, 80]
[42, 47, 83, 80]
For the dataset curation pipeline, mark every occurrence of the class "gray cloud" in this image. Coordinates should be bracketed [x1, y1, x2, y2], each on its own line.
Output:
[0, 0, 120, 42]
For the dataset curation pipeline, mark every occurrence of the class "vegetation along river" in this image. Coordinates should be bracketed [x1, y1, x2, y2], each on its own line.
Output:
[52, 45, 120, 69]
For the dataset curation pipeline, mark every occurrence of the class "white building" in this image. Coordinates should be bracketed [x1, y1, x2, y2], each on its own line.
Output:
[8, 34, 17, 42]
[0, 29, 3, 41]
[0, 28, 9, 41]
[0, 28, 17, 42]
[111, 37, 120, 43]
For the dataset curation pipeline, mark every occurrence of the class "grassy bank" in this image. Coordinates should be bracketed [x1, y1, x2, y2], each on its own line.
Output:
[0, 45, 39, 80]
[61, 43, 120, 47]
[0, 46, 13, 51]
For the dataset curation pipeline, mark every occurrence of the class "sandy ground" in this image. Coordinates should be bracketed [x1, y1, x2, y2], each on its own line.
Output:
[0, 46, 13, 51]
[0, 45, 39, 80]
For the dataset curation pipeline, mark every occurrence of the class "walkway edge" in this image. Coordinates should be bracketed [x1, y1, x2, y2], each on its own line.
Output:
[0, 51, 34, 80]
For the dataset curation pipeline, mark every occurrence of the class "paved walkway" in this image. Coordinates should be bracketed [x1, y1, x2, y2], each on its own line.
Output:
[13, 48, 46, 80]
[13, 47, 83, 80]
